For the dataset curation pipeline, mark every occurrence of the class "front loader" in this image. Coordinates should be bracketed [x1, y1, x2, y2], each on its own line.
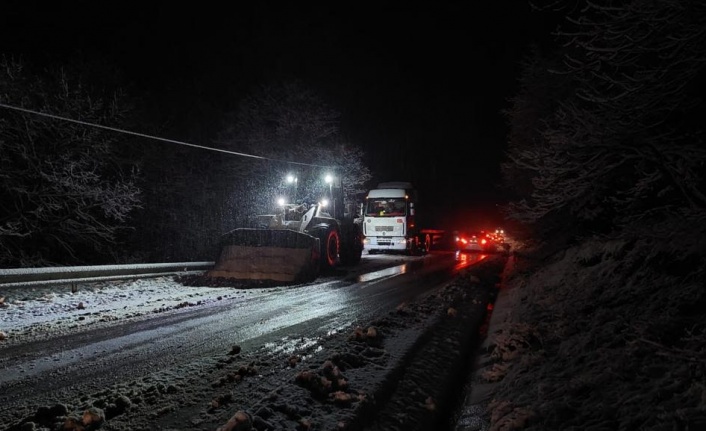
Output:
[206, 183, 363, 284]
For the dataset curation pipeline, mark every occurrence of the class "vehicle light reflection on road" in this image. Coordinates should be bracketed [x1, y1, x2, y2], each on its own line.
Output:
[356, 264, 408, 283]
[454, 251, 488, 270]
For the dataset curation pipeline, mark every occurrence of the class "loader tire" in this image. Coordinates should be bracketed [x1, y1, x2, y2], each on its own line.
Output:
[319, 226, 340, 270]
[339, 223, 363, 266]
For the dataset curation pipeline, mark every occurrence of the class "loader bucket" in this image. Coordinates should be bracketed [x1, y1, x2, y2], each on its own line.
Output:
[206, 228, 321, 283]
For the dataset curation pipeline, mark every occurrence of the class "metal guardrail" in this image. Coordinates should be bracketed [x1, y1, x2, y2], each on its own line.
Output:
[0, 262, 215, 290]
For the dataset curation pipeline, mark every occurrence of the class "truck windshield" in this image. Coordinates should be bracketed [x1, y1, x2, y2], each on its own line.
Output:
[365, 199, 406, 217]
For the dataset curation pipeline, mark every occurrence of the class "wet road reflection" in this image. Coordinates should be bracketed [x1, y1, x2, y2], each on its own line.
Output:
[0, 250, 496, 409]
[453, 251, 489, 270]
[356, 263, 408, 283]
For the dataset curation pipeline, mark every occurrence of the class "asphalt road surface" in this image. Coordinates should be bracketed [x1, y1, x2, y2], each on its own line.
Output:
[0, 250, 498, 430]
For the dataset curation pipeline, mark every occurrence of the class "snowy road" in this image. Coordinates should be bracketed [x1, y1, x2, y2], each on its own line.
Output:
[0, 251, 493, 429]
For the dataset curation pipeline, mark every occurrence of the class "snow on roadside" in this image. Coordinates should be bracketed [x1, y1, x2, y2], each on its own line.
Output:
[0, 276, 235, 337]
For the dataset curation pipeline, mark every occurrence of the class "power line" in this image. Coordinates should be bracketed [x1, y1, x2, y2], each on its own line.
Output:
[0, 102, 333, 169]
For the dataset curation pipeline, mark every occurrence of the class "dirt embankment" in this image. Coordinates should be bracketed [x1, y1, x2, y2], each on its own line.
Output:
[476, 241, 706, 431]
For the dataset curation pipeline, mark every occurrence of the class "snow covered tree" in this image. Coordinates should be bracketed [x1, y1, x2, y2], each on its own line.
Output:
[216, 80, 372, 229]
[503, 0, 706, 252]
[0, 58, 141, 266]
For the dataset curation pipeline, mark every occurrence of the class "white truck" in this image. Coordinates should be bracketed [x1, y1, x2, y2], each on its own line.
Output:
[361, 181, 442, 255]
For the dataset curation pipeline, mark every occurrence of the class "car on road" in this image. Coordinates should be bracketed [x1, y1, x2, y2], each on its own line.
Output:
[491, 228, 505, 242]
[489, 228, 511, 253]
[453, 230, 498, 253]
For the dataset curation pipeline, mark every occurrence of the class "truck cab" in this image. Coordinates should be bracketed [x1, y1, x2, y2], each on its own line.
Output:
[362, 182, 426, 255]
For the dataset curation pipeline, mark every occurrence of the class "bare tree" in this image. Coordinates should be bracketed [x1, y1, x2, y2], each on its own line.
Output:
[502, 47, 573, 203]
[503, 0, 706, 249]
[0, 58, 141, 267]
[216, 80, 372, 229]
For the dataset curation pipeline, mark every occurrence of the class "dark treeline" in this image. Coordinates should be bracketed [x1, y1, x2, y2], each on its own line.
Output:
[0, 58, 371, 267]
[490, 2, 706, 428]
[2, 0, 705, 272]
[501, 0, 706, 262]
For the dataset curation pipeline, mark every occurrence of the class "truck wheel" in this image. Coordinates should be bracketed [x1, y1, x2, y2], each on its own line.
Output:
[320, 227, 340, 270]
[406, 238, 418, 256]
[339, 223, 363, 266]
[409, 237, 425, 256]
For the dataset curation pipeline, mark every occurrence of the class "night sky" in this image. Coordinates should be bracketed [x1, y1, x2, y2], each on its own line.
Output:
[2, 1, 556, 229]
